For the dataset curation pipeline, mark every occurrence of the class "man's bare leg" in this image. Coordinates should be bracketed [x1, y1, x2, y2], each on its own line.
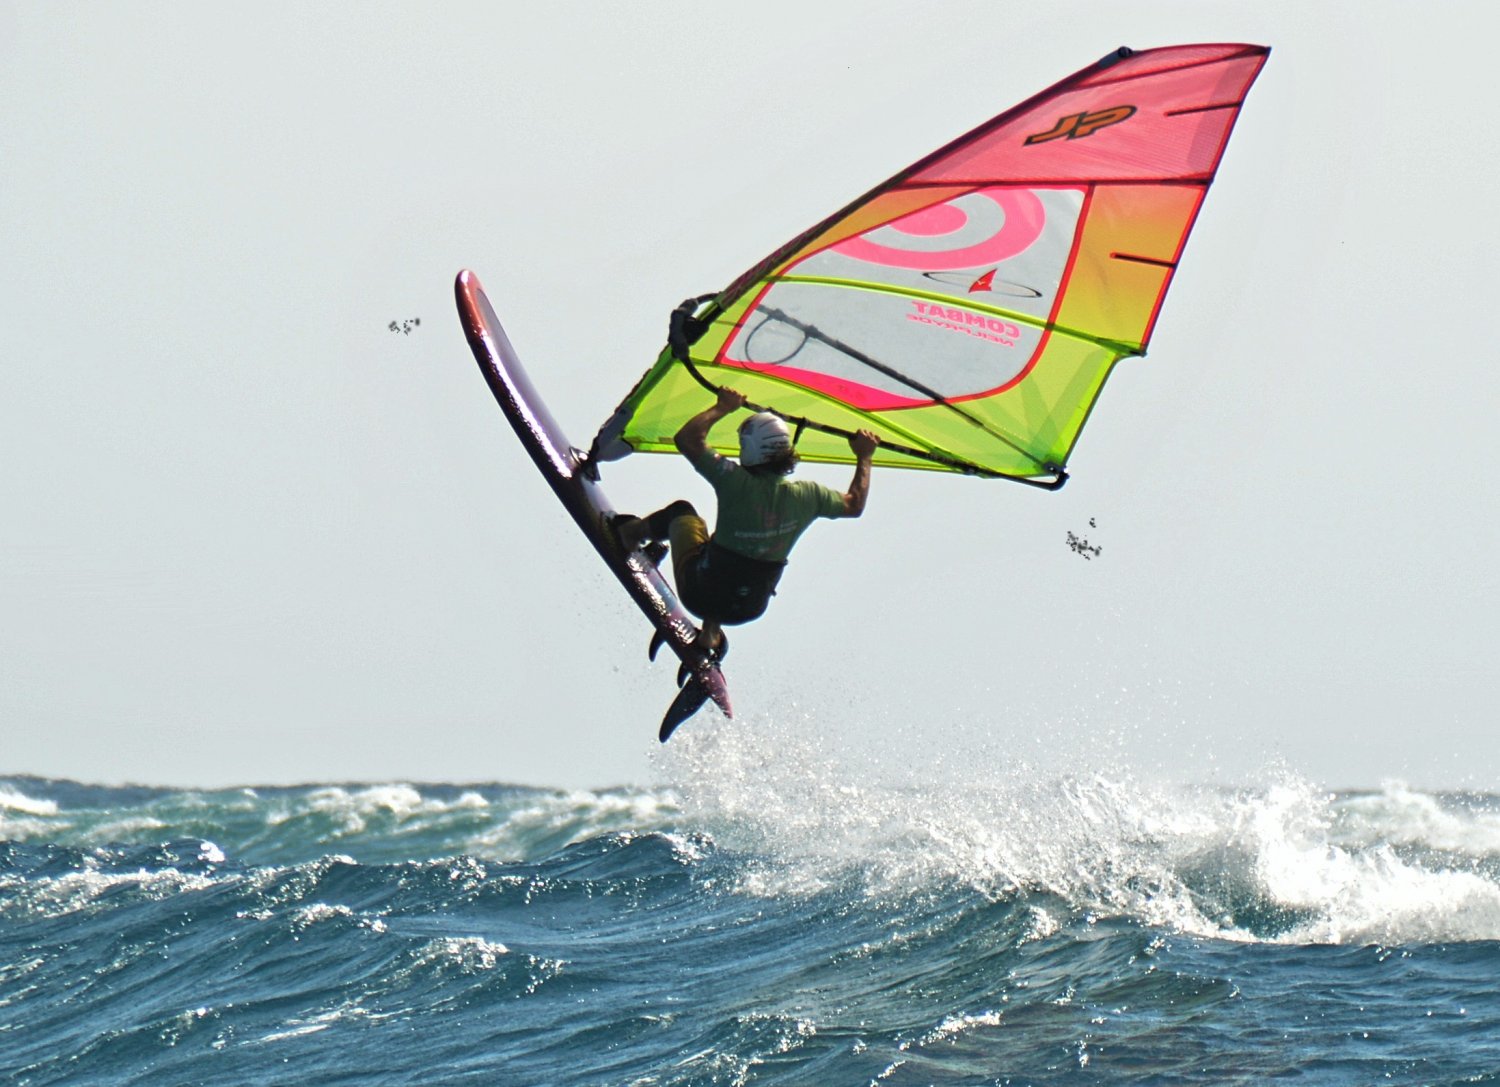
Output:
[699, 620, 723, 653]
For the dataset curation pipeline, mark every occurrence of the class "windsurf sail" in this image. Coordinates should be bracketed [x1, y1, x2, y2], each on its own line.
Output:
[591, 43, 1268, 488]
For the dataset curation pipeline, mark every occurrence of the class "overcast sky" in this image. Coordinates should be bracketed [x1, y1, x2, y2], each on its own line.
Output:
[3, 3, 1495, 792]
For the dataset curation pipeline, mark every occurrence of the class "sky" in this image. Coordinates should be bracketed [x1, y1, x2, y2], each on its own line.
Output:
[3, 2, 1496, 792]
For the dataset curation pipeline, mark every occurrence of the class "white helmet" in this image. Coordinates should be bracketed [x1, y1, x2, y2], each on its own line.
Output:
[737, 412, 792, 467]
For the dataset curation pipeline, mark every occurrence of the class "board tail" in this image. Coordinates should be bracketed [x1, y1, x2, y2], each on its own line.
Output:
[659, 665, 732, 742]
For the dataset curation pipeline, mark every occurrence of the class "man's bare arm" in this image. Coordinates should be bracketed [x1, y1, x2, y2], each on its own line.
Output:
[675, 387, 747, 457]
[843, 429, 878, 517]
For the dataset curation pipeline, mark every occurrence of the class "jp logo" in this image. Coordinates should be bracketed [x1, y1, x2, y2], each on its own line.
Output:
[1025, 105, 1136, 144]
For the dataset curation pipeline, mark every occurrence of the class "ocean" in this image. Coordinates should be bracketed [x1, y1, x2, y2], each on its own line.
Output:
[4, 724, 1500, 1086]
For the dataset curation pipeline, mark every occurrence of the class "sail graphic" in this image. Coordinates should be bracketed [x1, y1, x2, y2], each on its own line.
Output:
[592, 43, 1269, 487]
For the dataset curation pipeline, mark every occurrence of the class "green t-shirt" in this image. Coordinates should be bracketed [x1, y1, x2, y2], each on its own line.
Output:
[688, 448, 847, 563]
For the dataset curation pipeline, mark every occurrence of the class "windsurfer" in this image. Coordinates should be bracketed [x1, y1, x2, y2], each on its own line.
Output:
[613, 387, 877, 651]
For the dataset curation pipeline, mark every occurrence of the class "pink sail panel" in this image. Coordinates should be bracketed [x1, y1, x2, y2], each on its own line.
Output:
[916, 45, 1267, 185]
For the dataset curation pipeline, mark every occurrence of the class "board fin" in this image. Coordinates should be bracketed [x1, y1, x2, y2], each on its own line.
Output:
[659, 664, 732, 742]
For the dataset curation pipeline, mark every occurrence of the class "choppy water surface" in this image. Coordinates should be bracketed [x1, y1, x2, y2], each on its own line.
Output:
[4, 727, 1499, 1085]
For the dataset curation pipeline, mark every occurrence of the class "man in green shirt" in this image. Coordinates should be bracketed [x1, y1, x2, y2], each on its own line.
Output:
[614, 387, 878, 652]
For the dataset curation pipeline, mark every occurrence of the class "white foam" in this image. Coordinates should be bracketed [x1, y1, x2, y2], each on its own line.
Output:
[263, 783, 496, 842]
[255, 1002, 370, 1045]
[1, 865, 223, 921]
[408, 935, 512, 973]
[1231, 778, 1500, 944]
[289, 902, 355, 929]
[0, 785, 57, 816]
[79, 816, 169, 845]
[918, 1010, 1004, 1046]
[462, 786, 681, 859]
[1334, 780, 1500, 854]
[656, 712, 1500, 944]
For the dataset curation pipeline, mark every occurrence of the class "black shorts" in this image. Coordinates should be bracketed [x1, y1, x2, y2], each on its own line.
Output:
[668, 516, 786, 625]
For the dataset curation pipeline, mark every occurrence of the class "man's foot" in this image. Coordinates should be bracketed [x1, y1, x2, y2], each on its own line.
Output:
[607, 514, 650, 553]
[697, 621, 726, 658]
